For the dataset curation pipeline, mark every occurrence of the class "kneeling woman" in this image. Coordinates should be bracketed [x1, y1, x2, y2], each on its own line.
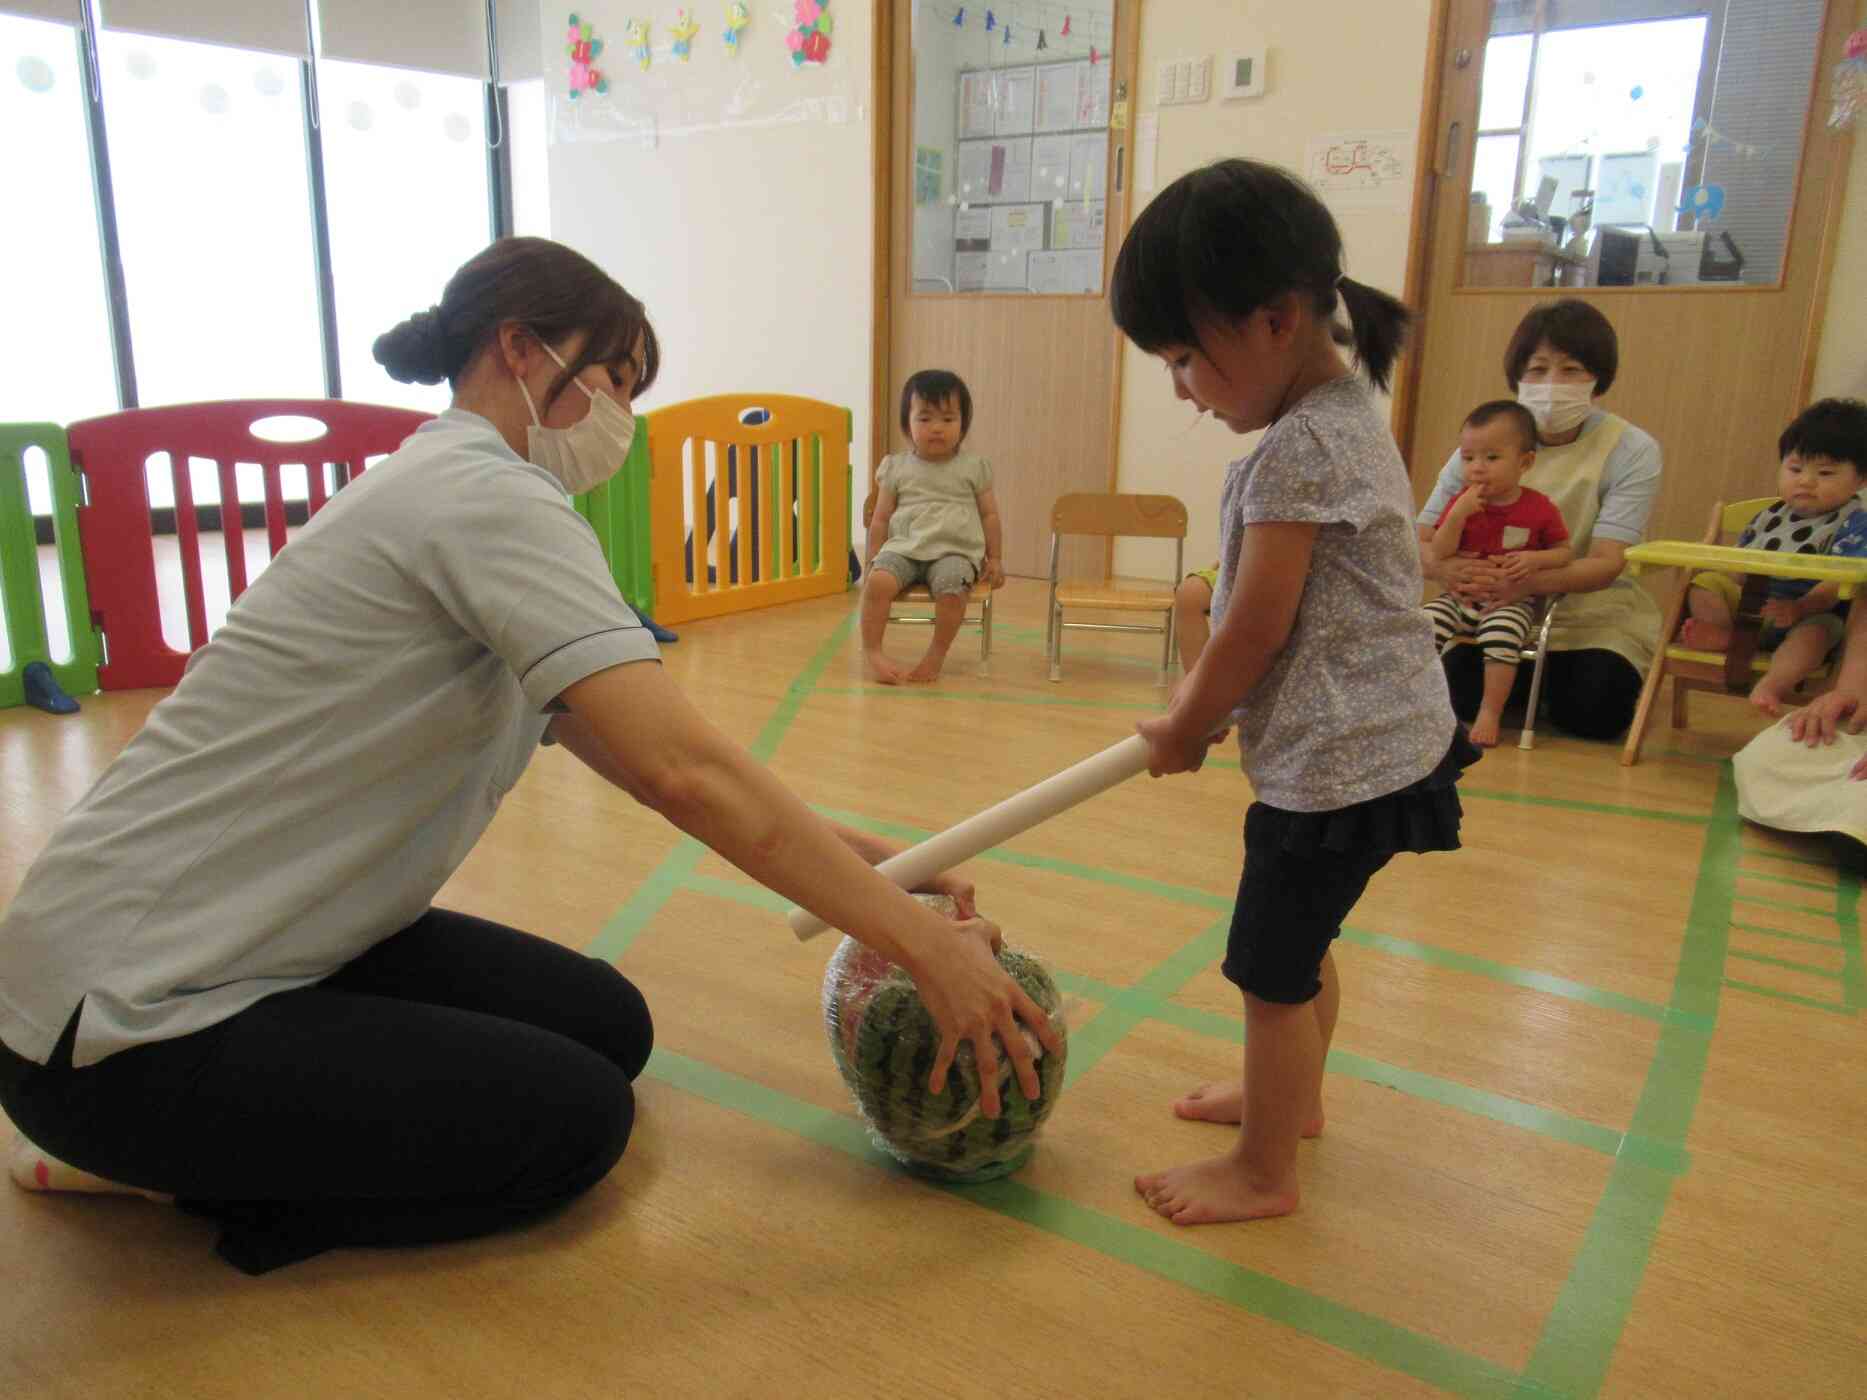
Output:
[0, 237, 1057, 1274]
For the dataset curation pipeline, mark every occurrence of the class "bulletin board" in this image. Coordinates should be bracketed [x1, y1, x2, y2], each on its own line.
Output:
[949, 56, 1111, 295]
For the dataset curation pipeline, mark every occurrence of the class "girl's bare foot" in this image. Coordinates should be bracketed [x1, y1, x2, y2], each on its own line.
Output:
[1680, 618, 1731, 651]
[1171, 1082, 1323, 1137]
[905, 650, 948, 684]
[1135, 1148, 1299, 1226]
[1750, 676, 1793, 716]
[1468, 709, 1502, 747]
[10, 1139, 171, 1202]
[865, 650, 906, 685]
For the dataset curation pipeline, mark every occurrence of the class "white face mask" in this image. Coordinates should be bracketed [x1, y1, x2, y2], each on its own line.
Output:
[517, 343, 636, 494]
[1517, 380, 1596, 438]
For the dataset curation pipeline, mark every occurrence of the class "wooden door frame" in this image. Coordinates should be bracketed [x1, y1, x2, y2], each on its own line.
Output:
[1390, 0, 1859, 467]
[869, 0, 1139, 516]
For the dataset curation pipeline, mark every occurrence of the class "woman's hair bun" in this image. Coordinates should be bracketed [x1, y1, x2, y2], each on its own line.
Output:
[373, 306, 454, 385]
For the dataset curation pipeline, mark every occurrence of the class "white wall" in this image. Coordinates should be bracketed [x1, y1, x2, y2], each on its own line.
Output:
[1809, 1, 1867, 403]
[541, 2, 875, 523]
[1112, 0, 1434, 573]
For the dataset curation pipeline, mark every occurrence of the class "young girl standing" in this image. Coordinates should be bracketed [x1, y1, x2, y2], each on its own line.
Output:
[1113, 160, 1476, 1225]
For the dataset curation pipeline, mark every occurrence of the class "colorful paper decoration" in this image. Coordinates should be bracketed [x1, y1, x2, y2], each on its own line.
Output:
[1689, 116, 1766, 160]
[1831, 28, 1866, 130]
[1677, 184, 1726, 222]
[566, 13, 608, 98]
[787, 0, 832, 67]
[1089, 45, 1099, 65]
[1036, 27, 1047, 50]
[670, 9, 699, 59]
[1060, 13, 1071, 36]
[1004, 22, 1012, 44]
[953, 6, 964, 25]
[984, 10, 996, 32]
[625, 18, 651, 70]
[724, 1, 749, 52]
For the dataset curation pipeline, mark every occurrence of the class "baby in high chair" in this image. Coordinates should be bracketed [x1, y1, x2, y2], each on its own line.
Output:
[1682, 398, 1867, 715]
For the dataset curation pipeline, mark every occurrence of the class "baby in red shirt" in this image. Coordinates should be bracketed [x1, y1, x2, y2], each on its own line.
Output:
[1425, 401, 1575, 747]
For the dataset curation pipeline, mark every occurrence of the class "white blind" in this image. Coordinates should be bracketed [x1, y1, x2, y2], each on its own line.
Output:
[0, 1, 83, 24]
[494, 0, 542, 84]
[96, 0, 310, 57]
[319, 0, 490, 79]
[1491, 1, 1709, 36]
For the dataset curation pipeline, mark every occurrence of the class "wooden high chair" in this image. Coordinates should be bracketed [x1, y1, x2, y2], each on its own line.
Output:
[1620, 496, 1855, 766]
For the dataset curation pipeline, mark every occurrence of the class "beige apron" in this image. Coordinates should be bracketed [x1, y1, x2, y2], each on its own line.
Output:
[1521, 413, 1661, 674]
[1734, 720, 1867, 846]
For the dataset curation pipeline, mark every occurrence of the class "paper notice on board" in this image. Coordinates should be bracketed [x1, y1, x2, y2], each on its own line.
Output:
[990, 203, 1047, 255]
[1031, 134, 1072, 202]
[985, 250, 1029, 290]
[1135, 112, 1159, 192]
[959, 71, 995, 140]
[955, 206, 993, 248]
[1029, 249, 1102, 295]
[955, 253, 988, 291]
[992, 137, 1033, 202]
[1050, 198, 1104, 251]
[1076, 59, 1111, 127]
[1035, 63, 1080, 133]
[1303, 130, 1415, 209]
[1068, 132, 1108, 201]
[993, 66, 1036, 136]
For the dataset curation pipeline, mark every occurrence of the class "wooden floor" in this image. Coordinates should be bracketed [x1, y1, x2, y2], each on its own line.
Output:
[3, 578, 1863, 1399]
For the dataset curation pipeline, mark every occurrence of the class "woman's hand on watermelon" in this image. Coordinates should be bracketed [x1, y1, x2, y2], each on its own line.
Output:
[913, 930, 1063, 1118]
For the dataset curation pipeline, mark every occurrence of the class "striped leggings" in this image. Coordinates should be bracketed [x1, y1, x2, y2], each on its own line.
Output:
[1424, 594, 1536, 666]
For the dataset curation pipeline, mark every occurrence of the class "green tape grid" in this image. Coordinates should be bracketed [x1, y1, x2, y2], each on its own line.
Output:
[1519, 763, 1740, 1397]
[643, 1048, 1524, 1400]
[1720, 979, 1853, 1015]
[1736, 870, 1840, 895]
[1834, 867, 1865, 1012]
[590, 601, 1735, 1396]
[1457, 787, 1709, 827]
[1729, 920, 1843, 949]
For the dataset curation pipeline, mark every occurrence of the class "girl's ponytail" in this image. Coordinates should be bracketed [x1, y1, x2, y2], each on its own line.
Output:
[1335, 276, 1411, 395]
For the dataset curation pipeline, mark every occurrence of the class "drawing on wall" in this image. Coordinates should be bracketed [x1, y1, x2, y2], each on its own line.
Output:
[1303, 129, 1415, 209]
[915, 146, 944, 206]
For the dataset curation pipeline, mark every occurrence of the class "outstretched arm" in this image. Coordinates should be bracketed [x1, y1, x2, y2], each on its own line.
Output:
[558, 660, 1061, 1114]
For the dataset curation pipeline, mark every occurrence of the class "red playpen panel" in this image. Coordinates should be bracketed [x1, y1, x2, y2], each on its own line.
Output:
[68, 400, 431, 691]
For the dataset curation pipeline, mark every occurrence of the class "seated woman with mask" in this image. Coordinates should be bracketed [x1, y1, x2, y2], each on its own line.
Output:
[1416, 299, 1664, 742]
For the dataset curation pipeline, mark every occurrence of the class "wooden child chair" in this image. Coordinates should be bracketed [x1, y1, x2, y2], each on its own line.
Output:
[1046, 492, 1187, 685]
[862, 491, 995, 671]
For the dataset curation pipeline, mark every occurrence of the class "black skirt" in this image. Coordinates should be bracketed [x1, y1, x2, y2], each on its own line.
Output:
[1253, 725, 1481, 859]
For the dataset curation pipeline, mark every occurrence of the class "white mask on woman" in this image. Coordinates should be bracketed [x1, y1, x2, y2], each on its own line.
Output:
[1517, 380, 1596, 438]
[517, 343, 636, 495]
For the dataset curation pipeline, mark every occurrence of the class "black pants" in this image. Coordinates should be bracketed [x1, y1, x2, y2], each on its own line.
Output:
[0, 909, 652, 1274]
[1441, 645, 1642, 742]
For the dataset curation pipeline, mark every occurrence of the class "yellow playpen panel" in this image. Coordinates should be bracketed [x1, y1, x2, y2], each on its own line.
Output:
[648, 394, 850, 624]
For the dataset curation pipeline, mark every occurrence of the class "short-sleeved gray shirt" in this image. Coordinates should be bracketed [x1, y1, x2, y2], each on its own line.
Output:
[1213, 376, 1454, 812]
[0, 410, 659, 1067]
[876, 450, 993, 563]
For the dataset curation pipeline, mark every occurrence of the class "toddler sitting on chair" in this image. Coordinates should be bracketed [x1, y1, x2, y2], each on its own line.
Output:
[1682, 398, 1867, 715]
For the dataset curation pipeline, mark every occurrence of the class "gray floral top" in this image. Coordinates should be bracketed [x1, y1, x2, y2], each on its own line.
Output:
[1213, 375, 1454, 812]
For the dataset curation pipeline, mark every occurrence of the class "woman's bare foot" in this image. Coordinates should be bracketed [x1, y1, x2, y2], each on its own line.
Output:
[905, 650, 948, 684]
[1468, 709, 1502, 748]
[1750, 675, 1793, 717]
[1680, 618, 1732, 651]
[1171, 1082, 1323, 1137]
[865, 649, 906, 685]
[10, 1139, 171, 1202]
[1135, 1147, 1299, 1226]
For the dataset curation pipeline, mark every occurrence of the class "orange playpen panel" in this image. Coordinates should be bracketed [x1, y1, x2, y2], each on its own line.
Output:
[648, 394, 850, 624]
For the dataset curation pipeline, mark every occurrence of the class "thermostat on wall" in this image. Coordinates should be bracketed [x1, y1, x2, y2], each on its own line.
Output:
[1221, 47, 1266, 100]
